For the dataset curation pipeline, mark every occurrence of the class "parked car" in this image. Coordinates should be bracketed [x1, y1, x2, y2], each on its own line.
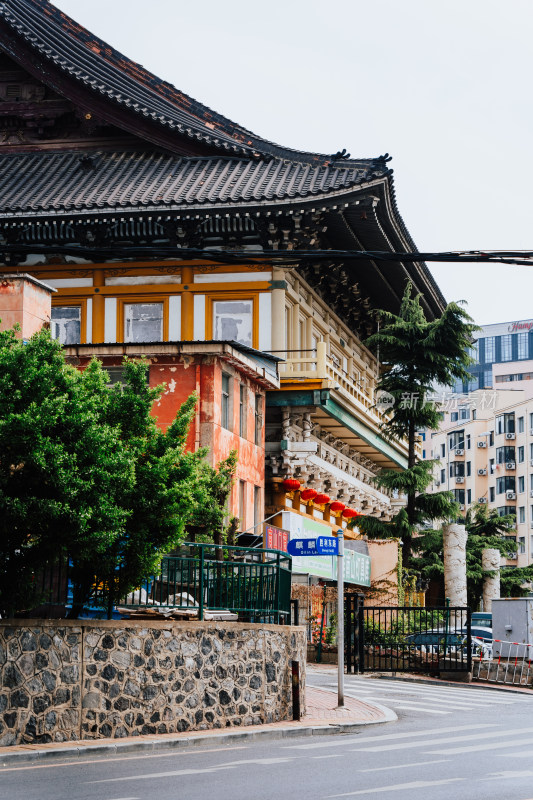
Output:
[471, 612, 492, 628]
[404, 630, 491, 660]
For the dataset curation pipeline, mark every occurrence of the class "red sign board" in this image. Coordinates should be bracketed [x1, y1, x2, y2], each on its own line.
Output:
[265, 525, 289, 552]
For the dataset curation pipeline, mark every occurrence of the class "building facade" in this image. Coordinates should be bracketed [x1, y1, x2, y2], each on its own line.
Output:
[456, 319, 533, 394]
[0, 0, 447, 597]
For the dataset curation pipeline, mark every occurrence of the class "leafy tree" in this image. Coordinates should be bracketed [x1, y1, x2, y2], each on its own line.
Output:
[414, 505, 533, 608]
[354, 284, 478, 567]
[0, 327, 238, 618]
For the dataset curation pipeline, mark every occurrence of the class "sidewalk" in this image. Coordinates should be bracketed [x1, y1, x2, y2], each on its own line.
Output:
[0, 686, 396, 767]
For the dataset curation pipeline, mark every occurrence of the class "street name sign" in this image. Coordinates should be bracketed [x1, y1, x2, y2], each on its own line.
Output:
[287, 536, 338, 557]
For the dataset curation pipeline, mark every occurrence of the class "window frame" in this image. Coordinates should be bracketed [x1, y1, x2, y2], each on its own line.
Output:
[118, 297, 169, 343]
[51, 299, 87, 345]
[207, 293, 257, 348]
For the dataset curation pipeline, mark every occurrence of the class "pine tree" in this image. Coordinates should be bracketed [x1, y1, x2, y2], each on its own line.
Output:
[355, 283, 478, 568]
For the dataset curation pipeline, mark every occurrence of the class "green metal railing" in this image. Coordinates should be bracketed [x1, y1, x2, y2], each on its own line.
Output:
[116, 542, 292, 624]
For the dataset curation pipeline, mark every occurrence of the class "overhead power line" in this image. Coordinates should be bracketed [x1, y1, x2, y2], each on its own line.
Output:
[2, 244, 533, 267]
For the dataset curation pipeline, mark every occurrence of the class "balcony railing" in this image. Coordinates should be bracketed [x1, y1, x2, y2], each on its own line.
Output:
[278, 342, 384, 427]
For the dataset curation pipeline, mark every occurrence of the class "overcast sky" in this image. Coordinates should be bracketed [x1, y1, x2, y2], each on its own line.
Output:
[53, 0, 533, 326]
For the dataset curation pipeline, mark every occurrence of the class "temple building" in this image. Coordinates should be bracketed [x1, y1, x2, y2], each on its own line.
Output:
[0, 0, 446, 598]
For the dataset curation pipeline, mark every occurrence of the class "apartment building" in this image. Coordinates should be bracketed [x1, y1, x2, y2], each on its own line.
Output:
[428, 384, 533, 566]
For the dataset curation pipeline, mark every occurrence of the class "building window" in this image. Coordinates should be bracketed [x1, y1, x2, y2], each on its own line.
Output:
[489, 486, 495, 502]
[496, 476, 516, 494]
[221, 372, 231, 430]
[530, 413, 533, 432]
[496, 413, 515, 435]
[483, 369, 493, 388]
[239, 480, 246, 526]
[254, 394, 262, 446]
[484, 337, 495, 363]
[519, 506, 526, 524]
[519, 476, 525, 493]
[213, 299, 253, 346]
[519, 446, 525, 463]
[239, 384, 246, 438]
[467, 434, 471, 450]
[253, 486, 261, 531]
[519, 537, 526, 554]
[441, 443, 446, 458]
[500, 334, 512, 362]
[496, 446, 515, 464]
[450, 462, 465, 478]
[497, 506, 516, 517]
[489, 431, 494, 447]
[440, 468, 446, 483]
[468, 376, 479, 392]
[489, 458, 495, 474]
[448, 431, 465, 451]
[530, 473, 533, 491]
[451, 412, 459, 422]
[519, 416, 525, 433]
[467, 461, 471, 477]
[467, 489, 471, 504]
[453, 489, 465, 505]
[124, 302, 163, 342]
[51, 305, 81, 344]
[518, 332, 529, 360]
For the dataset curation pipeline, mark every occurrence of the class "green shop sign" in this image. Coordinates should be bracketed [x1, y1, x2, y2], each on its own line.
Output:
[280, 511, 371, 587]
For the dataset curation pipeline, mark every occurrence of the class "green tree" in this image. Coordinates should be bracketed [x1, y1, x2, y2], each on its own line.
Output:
[0, 327, 235, 618]
[354, 284, 478, 567]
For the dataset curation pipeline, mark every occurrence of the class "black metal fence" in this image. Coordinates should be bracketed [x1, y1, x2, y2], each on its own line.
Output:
[345, 598, 473, 674]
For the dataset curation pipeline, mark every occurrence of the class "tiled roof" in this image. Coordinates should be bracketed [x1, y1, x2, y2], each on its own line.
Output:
[0, 0, 371, 166]
[0, 149, 388, 215]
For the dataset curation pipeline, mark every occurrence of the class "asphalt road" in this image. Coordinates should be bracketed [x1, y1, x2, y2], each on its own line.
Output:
[3, 674, 533, 800]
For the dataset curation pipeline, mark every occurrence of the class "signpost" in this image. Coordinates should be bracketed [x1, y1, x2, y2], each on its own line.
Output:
[287, 530, 345, 708]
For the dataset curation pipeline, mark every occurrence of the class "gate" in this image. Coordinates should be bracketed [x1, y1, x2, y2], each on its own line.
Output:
[345, 596, 472, 674]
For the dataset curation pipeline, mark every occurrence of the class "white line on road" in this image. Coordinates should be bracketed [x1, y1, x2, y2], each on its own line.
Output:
[428, 736, 533, 755]
[391, 705, 450, 714]
[286, 723, 496, 750]
[348, 693, 475, 710]
[359, 759, 448, 773]
[326, 778, 464, 797]
[352, 726, 533, 753]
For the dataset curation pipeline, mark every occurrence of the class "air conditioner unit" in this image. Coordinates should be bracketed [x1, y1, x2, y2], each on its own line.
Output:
[505, 433, 516, 440]
[456, 476, 465, 483]
[459, 505, 465, 511]
[477, 468, 487, 476]
[477, 441, 487, 449]
[529, 459, 533, 468]
[435, 481, 440, 487]
[506, 462, 516, 470]
[455, 449, 464, 456]
[506, 491, 516, 500]
[478, 497, 488, 504]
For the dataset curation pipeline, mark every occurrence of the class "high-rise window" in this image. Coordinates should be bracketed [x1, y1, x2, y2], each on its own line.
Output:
[484, 337, 495, 363]
[254, 486, 261, 531]
[496, 476, 516, 494]
[500, 334, 512, 362]
[124, 303, 163, 342]
[519, 416, 525, 433]
[483, 370, 493, 388]
[518, 332, 529, 360]
[239, 480, 246, 526]
[519, 446, 525, 463]
[519, 506, 526, 524]
[51, 306, 81, 344]
[213, 300, 253, 346]
[519, 476, 525, 493]
[221, 372, 231, 430]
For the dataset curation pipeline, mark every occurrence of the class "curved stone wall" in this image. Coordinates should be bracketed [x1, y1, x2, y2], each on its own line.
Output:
[0, 620, 306, 746]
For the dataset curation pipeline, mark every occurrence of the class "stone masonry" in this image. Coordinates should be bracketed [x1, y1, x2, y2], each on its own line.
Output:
[0, 620, 306, 746]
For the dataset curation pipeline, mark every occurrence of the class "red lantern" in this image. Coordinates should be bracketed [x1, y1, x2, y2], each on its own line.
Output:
[282, 478, 301, 492]
[330, 500, 346, 513]
[342, 508, 360, 519]
[314, 493, 331, 505]
[300, 488, 317, 502]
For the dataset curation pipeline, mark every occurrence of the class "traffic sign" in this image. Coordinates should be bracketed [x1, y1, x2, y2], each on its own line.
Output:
[287, 536, 339, 557]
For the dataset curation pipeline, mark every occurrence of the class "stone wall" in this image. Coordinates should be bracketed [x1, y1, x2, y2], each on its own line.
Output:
[0, 620, 306, 747]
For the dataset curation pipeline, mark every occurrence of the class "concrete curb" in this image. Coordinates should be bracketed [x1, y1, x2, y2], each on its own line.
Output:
[0, 704, 397, 767]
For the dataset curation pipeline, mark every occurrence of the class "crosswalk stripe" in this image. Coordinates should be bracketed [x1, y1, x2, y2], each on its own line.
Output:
[326, 778, 464, 797]
[428, 736, 533, 756]
[285, 723, 496, 750]
[351, 726, 533, 753]
[391, 705, 450, 715]
[344, 692, 483, 710]
[315, 680, 525, 705]
[339, 679, 522, 700]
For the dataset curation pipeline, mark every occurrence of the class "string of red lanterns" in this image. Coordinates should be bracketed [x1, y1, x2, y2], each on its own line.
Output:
[281, 480, 360, 521]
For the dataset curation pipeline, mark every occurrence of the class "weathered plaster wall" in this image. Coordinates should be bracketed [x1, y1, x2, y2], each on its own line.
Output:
[0, 620, 306, 747]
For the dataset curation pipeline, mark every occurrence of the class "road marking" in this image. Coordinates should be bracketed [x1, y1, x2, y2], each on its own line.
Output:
[317, 680, 522, 705]
[312, 755, 343, 759]
[359, 759, 448, 773]
[352, 726, 533, 753]
[485, 771, 533, 779]
[286, 723, 496, 750]
[428, 736, 533, 755]
[351, 694, 474, 709]
[326, 778, 463, 797]
[91, 765, 238, 783]
[391, 705, 450, 715]
[0, 745, 248, 773]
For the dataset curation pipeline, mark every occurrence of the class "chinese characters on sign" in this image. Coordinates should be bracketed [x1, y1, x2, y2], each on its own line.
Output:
[265, 525, 289, 552]
[287, 537, 339, 557]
